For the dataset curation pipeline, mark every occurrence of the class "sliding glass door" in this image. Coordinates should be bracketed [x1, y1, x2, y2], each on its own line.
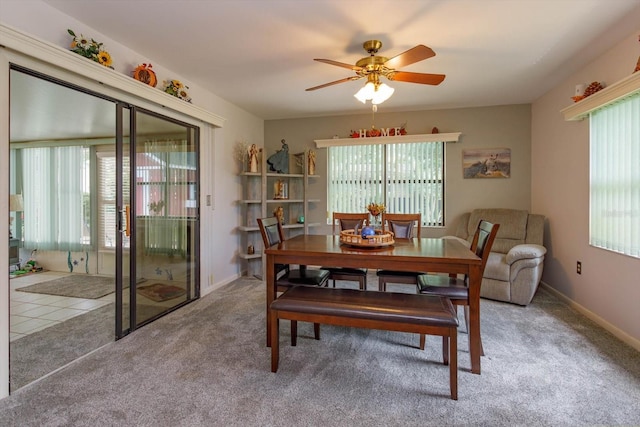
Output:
[125, 109, 199, 330]
[9, 67, 200, 350]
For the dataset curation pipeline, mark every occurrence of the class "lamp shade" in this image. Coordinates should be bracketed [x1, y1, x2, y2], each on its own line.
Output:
[9, 194, 24, 212]
[354, 82, 394, 105]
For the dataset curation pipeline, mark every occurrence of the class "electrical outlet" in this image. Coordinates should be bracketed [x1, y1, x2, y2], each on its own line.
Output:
[577, 261, 582, 275]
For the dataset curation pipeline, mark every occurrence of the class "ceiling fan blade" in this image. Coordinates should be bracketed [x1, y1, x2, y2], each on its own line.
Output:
[384, 45, 436, 69]
[314, 58, 363, 72]
[387, 71, 446, 85]
[305, 76, 362, 91]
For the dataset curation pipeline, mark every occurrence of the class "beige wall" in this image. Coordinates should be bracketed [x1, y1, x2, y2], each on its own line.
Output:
[532, 29, 640, 347]
[265, 104, 532, 236]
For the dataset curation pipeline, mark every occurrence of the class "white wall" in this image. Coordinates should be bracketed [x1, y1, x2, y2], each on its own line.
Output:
[532, 30, 640, 348]
[0, 0, 263, 398]
[265, 104, 532, 236]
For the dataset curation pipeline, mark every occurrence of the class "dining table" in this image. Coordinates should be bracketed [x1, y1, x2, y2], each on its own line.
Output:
[264, 234, 485, 375]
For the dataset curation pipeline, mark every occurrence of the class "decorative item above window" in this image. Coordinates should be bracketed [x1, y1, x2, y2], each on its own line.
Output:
[132, 63, 158, 87]
[350, 124, 407, 138]
[67, 29, 114, 69]
[562, 71, 640, 121]
[162, 79, 192, 103]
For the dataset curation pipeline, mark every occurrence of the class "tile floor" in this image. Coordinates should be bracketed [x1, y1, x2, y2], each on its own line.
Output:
[9, 271, 113, 342]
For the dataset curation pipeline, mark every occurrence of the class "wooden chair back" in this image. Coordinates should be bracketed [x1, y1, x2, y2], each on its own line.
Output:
[332, 212, 369, 235]
[382, 213, 422, 238]
[469, 220, 500, 276]
[257, 217, 285, 248]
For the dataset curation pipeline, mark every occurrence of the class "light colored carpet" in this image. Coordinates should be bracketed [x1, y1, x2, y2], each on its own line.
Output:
[1, 274, 639, 426]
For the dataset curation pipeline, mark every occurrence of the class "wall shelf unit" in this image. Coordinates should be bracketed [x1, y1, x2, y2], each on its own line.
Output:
[237, 150, 320, 278]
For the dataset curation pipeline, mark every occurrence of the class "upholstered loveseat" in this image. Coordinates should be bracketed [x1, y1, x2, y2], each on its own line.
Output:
[453, 208, 546, 306]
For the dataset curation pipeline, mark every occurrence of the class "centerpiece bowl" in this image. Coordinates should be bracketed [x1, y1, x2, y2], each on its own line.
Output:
[339, 229, 395, 248]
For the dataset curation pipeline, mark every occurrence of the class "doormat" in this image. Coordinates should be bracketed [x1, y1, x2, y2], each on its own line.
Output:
[137, 283, 186, 302]
[16, 275, 115, 299]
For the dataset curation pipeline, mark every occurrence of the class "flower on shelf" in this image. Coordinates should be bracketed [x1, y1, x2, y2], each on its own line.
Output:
[67, 29, 114, 68]
[366, 202, 385, 218]
[162, 79, 192, 103]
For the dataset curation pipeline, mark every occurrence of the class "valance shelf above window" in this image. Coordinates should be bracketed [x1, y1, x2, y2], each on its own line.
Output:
[0, 23, 226, 128]
[315, 132, 461, 148]
[561, 71, 640, 121]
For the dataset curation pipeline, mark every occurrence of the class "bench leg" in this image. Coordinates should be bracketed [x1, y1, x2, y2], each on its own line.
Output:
[419, 334, 426, 350]
[314, 323, 321, 340]
[442, 336, 449, 365]
[291, 320, 297, 346]
[271, 311, 279, 373]
[449, 327, 458, 400]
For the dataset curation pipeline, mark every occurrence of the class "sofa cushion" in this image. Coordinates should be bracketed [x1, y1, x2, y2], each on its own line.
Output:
[468, 209, 529, 253]
[483, 252, 510, 282]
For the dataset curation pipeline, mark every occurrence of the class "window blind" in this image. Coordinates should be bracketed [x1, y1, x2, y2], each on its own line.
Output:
[589, 92, 640, 258]
[328, 142, 444, 226]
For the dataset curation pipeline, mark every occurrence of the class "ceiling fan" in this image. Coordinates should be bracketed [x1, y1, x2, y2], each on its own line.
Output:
[305, 40, 446, 99]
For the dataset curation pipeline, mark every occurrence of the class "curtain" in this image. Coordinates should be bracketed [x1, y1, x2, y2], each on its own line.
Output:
[589, 92, 640, 258]
[21, 146, 87, 251]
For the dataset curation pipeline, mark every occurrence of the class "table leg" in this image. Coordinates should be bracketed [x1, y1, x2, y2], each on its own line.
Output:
[468, 264, 482, 374]
[266, 253, 276, 347]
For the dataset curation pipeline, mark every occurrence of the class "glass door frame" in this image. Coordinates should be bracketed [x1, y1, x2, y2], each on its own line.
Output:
[116, 106, 201, 338]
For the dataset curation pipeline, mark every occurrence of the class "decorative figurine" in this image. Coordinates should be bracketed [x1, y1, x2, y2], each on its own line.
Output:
[308, 150, 316, 175]
[248, 143, 259, 173]
[267, 139, 289, 174]
[273, 206, 285, 225]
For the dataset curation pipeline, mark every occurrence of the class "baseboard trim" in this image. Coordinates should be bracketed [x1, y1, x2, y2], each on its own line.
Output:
[201, 272, 242, 296]
[540, 281, 640, 352]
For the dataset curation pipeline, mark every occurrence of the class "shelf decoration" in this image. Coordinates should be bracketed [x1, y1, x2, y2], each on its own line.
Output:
[132, 63, 157, 87]
[273, 206, 285, 225]
[273, 180, 288, 200]
[308, 150, 316, 175]
[267, 139, 289, 174]
[350, 124, 407, 138]
[248, 144, 260, 173]
[572, 81, 605, 103]
[635, 35, 640, 73]
[67, 29, 114, 69]
[162, 79, 192, 103]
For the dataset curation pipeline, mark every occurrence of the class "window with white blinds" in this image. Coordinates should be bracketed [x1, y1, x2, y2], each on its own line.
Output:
[328, 142, 444, 226]
[589, 91, 640, 258]
[97, 152, 130, 249]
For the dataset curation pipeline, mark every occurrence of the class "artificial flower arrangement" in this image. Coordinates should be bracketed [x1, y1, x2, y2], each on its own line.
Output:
[366, 202, 385, 218]
[67, 29, 113, 68]
[162, 79, 192, 103]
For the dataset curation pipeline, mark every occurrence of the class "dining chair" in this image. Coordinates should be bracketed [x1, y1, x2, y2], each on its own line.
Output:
[257, 216, 330, 345]
[322, 212, 369, 290]
[376, 212, 423, 291]
[417, 219, 499, 356]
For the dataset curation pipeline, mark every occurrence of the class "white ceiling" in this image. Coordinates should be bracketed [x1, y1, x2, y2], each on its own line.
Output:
[34, 0, 640, 120]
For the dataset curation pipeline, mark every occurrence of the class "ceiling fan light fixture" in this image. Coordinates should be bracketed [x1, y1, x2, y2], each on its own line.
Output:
[354, 81, 394, 105]
[372, 83, 394, 105]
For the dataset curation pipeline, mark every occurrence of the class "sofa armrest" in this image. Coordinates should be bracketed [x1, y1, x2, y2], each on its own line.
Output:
[443, 235, 471, 249]
[505, 244, 546, 265]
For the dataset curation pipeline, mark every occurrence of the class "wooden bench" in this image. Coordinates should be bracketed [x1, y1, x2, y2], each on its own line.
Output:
[269, 286, 460, 400]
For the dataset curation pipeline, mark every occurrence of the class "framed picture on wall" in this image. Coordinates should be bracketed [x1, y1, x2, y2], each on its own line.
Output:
[462, 148, 511, 178]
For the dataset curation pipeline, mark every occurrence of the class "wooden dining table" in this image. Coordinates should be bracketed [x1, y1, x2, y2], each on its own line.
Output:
[264, 234, 485, 374]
